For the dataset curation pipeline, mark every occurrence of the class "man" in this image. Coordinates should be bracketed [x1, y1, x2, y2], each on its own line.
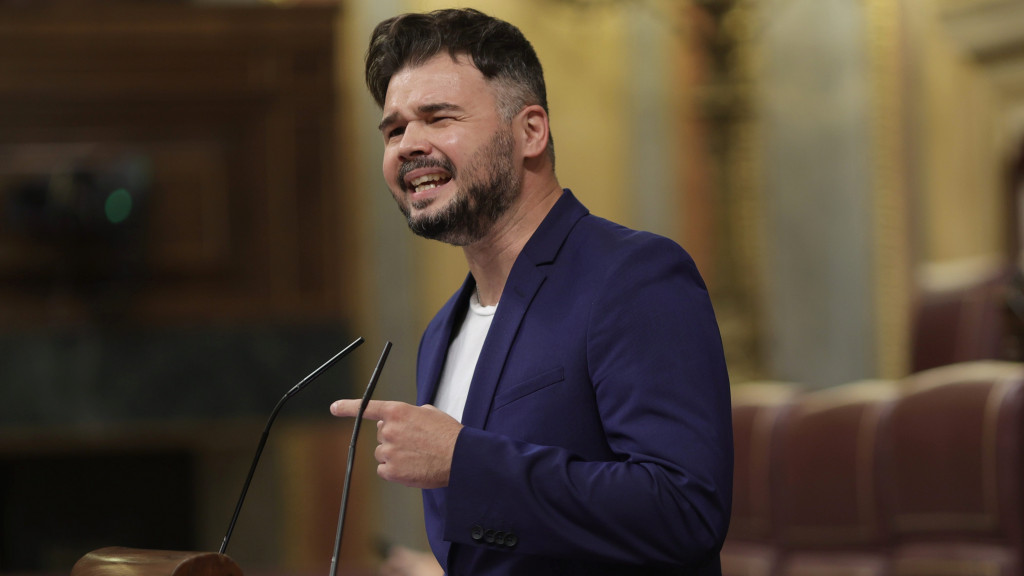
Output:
[332, 8, 733, 575]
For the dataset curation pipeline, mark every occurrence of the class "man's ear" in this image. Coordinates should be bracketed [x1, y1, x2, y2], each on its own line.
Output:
[518, 104, 550, 160]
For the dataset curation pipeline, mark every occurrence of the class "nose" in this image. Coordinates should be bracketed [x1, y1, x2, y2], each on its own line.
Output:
[397, 122, 430, 161]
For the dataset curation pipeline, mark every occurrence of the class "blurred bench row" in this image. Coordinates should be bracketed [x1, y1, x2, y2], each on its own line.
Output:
[722, 360, 1024, 576]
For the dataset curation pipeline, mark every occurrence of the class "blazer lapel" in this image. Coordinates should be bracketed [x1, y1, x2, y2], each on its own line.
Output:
[417, 277, 474, 407]
[459, 262, 546, 430]
[459, 190, 590, 430]
[419, 190, 590, 424]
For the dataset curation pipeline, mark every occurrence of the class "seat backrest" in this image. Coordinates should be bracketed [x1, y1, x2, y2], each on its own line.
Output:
[911, 262, 1009, 373]
[774, 380, 898, 551]
[730, 382, 801, 542]
[885, 361, 1024, 545]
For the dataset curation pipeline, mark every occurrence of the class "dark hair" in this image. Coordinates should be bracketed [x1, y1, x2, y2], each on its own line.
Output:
[365, 8, 555, 163]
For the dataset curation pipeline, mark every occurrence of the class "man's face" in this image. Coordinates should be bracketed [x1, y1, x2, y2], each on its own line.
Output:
[378, 53, 521, 246]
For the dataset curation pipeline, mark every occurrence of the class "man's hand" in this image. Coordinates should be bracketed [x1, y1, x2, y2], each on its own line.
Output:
[331, 399, 462, 489]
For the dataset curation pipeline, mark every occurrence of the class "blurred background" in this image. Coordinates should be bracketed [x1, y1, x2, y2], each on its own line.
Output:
[0, 0, 1019, 574]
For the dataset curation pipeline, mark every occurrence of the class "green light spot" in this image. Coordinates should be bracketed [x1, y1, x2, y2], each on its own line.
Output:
[105, 188, 133, 224]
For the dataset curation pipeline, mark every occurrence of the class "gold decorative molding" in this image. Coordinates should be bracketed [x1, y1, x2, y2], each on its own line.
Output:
[692, 0, 766, 383]
[864, 0, 912, 379]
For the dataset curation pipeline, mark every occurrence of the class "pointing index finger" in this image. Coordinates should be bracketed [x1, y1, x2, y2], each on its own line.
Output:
[330, 398, 392, 420]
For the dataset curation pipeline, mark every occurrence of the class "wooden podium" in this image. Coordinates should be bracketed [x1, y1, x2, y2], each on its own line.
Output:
[72, 548, 243, 576]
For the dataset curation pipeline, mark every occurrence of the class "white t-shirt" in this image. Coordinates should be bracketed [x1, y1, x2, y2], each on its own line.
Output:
[433, 290, 496, 423]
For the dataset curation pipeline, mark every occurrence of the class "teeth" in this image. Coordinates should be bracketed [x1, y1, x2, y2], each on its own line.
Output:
[411, 174, 441, 186]
[410, 173, 449, 193]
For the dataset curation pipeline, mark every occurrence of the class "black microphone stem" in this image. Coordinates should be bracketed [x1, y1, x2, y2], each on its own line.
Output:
[329, 340, 391, 576]
[218, 336, 364, 555]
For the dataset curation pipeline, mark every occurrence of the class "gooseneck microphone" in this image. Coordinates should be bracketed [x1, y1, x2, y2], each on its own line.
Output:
[218, 336, 365, 555]
[329, 340, 392, 576]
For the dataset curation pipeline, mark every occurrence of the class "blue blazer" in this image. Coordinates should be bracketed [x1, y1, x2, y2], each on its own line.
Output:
[416, 190, 733, 576]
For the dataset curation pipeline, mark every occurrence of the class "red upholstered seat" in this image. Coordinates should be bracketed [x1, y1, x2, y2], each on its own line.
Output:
[721, 382, 801, 576]
[910, 263, 1010, 373]
[884, 361, 1024, 576]
[721, 361, 1024, 576]
[773, 381, 898, 576]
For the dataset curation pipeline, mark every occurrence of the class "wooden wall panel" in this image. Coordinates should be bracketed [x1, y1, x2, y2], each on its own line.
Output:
[0, 4, 347, 327]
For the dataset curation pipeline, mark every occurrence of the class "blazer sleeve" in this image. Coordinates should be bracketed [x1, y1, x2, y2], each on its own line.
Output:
[442, 236, 733, 569]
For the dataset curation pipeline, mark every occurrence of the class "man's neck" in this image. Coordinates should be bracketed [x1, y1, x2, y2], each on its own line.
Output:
[463, 183, 562, 307]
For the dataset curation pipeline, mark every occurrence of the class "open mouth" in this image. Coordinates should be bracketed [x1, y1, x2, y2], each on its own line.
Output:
[409, 173, 452, 194]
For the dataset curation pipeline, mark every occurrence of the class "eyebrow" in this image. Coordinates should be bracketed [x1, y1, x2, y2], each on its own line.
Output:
[378, 102, 464, 133]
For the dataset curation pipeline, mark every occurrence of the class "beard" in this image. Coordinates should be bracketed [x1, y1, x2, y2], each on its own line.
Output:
[395, 127, 520, 246]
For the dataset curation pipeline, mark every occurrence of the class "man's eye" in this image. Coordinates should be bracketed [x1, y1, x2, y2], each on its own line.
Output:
[387, 127, 405, 139]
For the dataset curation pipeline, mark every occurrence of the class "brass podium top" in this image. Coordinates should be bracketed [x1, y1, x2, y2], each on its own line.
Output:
[72, 547, 243, 576]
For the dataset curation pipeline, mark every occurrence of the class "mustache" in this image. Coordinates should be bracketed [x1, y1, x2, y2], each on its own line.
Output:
[398, 157, 455, 191]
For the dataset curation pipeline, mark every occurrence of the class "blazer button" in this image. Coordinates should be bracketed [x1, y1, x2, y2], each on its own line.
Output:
[494, 531, 506, 545]
[504, 533, 518, 548]
[484, 529, 496, 544]
[471, 524, 484, 541]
